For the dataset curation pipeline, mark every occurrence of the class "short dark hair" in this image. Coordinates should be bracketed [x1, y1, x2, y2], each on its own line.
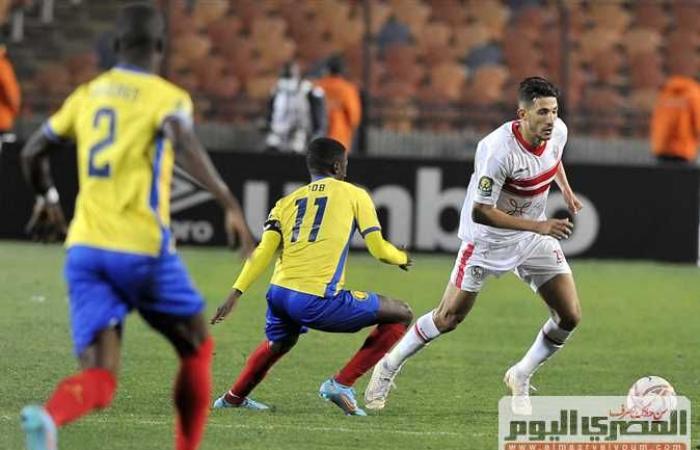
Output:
[326, 55, 344, 75]
[306, 137, 346, 173]
[116, 3, 163, 54]
[518, 77, 559, 105]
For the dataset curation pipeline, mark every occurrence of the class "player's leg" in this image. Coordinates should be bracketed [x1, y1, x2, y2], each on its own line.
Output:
[139, 310, 212, 450]
[214, 286, 304, 410]
[332, 295, 412, 388]
[506, 238, 580, 414]
[215, 335, 299, 410]
[140, 247, 214, 450]
[22, 247, 126, 450]
[512, 273, 580, 377]
[365, 241, 485, 409]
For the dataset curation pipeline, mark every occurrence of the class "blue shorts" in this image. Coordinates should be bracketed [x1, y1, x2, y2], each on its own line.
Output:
[64, 241, 204, 355]
[264, 284, 380, 342]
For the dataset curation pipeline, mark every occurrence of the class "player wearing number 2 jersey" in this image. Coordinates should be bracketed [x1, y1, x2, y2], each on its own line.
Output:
[210, 137, 413, 416]
[19, 5, 254, 450]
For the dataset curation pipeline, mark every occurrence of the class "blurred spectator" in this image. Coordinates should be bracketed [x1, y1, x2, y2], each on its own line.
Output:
[314, 55, 361, 152]
[650, 76, 700, 163]
[265, 61, 326, 153]
[0, 43, 20, 134]
[377, 15, 412, 51]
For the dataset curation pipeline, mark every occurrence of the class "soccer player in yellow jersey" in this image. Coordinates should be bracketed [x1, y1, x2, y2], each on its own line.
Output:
[18, 5, 254, 450]
[210, 137, 413, 416]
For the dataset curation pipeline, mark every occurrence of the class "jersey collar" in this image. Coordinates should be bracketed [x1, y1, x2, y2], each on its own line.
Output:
[512, 121, 547, 157]
[114, 63, 153, 75]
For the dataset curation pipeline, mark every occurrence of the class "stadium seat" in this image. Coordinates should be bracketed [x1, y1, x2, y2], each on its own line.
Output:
[578, 27, 621, 63]
[580, 85, 627, 137]
[245, 75, 277, 100]
[193, 0, 228, 29]
[665, 29, 700, 57]
[666, 50, 699, 78]
[389, 0, 430, 38]
[671, 1, 700, 31]
[172, 32, 212, 64]
[430, 0, 467, 29]
[207, 17, 243, 53]
[588, 2, 630, 32]
[464, 64, 508, 106]
[428, 62, 466, 102]
[629, 52, 665, 90]
[590, 48, 624, 86]
[631, 2, 669, 30]
[468, 0, 509, 40]
[622, 28, 662, 57]
[452, 23, 492, 56]
[369, 2, 392, 35]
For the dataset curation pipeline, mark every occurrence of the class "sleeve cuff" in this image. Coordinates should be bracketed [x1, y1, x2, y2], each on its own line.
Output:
[360, 226, 381, 237]
[42, 122, 66, 143]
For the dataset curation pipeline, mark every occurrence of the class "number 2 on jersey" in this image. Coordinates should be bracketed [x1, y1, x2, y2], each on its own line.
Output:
[291, 196, 328, 243]
[88, 107, 116, 177]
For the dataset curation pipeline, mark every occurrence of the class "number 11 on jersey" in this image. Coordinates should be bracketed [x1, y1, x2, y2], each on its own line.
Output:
[291, 196, 328, 243]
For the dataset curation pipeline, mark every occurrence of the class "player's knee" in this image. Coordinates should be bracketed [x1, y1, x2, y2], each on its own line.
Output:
[270, 336, 298, 354]
[396, 301, 413, 326]
[558, 308, 581, 331]
[434, 310, 464, 333]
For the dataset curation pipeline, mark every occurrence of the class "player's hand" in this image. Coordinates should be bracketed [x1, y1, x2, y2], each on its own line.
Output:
[535, 218, 573, 240]
[399, 247, 413, 271]
[25, 197, 67, 243]
[211, 289, 242, 325]
[564, 192, 583, 215]
[224, 209, 256, 258]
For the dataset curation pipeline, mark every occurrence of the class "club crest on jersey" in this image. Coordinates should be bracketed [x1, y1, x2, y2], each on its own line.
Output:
[352, 290, 369, 300]
[470, 266, 485, 281]
[478, 176, 493, 197]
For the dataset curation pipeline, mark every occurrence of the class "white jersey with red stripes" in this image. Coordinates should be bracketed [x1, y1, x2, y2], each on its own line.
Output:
[458, 118, 567, 258]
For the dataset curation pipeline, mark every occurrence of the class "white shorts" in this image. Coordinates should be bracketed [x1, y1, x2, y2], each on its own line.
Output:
[449, 236, 572, 293]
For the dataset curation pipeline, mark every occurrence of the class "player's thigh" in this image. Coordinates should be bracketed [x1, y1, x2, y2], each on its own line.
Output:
[65, 246, 130, 370]
[303, 289, 381, 333]
[538, 273, 581, 330]
[375, 295, 413, 325]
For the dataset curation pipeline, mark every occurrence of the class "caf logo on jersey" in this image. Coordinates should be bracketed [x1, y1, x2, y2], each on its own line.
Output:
[351, 291, 369, 300]
[478, 176, 493, 197]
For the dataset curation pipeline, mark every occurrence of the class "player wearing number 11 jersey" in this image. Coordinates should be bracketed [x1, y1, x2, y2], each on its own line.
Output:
[210, 137, 413, 416]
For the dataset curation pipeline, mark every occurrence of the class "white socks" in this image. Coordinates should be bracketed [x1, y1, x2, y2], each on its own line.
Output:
[385, 311, 441, 371]
[515, 318, 572, 376]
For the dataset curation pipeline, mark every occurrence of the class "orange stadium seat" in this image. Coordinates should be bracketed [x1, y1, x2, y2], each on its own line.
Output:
[192, 0, 229, 29]
[427, 62, 466, 102]
[207, 17, 243, 53]
[380, 98, 418, 132]
[578, 27, 621, 63]
[245, 75, 277, 100]
[666, 50, 699, 78]
[671, 1, 700, 31]
[629, 52, 665, 90]
[628, 88, 658, 113]
[622, 28, 662, 57]
[665, 29, 700, 57]
[631, 2, 669, 30]
[383, 44, 419, 75]
[172, 32, 212, 64]
[590, 48, 624, 86]
[588, 2, 630, 33]
[467, 0, 509, 41]
[580, 86, 626, 137]
[453, 23, 491, 56]
[368, 1, 392, 35]
[389, 0, 430, 37]
[430, 0, 467, 28]
[464, 64, 508, 106]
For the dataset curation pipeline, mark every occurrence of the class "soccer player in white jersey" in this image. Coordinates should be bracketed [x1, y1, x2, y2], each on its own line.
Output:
[365, 77, 583, 415]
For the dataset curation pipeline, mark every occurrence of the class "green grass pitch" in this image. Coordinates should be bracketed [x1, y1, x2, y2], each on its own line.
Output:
[1, 241, 698, 449]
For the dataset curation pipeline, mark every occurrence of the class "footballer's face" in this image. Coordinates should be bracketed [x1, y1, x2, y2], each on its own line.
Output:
[518, 96, 558, 142]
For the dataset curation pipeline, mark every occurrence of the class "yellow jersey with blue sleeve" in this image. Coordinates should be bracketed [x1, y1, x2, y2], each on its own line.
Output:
[43, 64, 193, 256]
[265, 176, 384, 297]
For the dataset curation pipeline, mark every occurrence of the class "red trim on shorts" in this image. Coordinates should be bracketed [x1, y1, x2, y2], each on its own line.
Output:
[454, 243, 475, 288]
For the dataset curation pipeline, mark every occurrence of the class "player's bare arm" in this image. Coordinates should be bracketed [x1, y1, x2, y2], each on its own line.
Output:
[554, 163, 583, 215]
[20, 128, 67, 241]
[163, 117, 255, 256]
[472, 201, 573, 240]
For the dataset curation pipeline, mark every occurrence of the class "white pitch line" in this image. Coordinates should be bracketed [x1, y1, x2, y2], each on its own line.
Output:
[1, 414, 478, 438]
